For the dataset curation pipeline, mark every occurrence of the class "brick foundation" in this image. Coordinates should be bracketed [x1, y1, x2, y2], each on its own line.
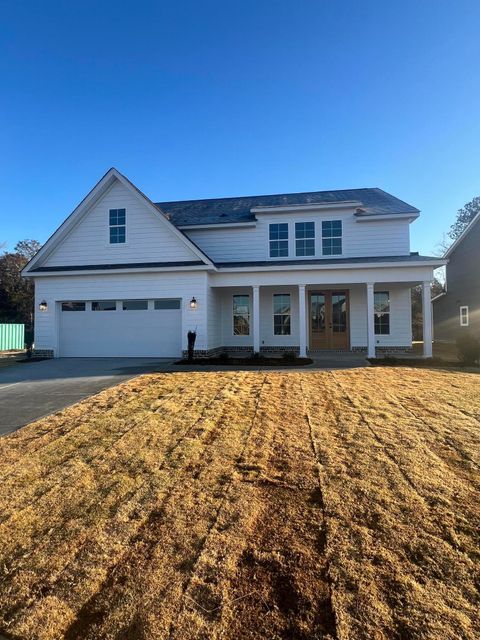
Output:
[33, 349, 55, 359]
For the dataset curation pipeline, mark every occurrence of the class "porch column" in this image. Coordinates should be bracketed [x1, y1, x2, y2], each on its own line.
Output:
[366, 283, 376, 358]
[252, 285, 260, 353]
[298, 284, 307, 357]
[422, 280, 433, 358]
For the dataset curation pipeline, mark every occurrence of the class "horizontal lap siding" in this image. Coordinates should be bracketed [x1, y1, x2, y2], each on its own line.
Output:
[44, 181, 198, 267]
[185, 226, 264, 262]
[218, 287, 299, 348]
[34, 272, 208, 354]
[185, 212, 410, 263]
[350, 285, 412, 347]
[207, 287, 222, 350]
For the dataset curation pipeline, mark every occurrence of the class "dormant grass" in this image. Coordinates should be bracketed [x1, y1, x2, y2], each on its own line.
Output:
[0, 368, 478, 639]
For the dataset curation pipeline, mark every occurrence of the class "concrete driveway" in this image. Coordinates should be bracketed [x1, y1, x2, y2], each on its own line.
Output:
[0, 358, 174, 436]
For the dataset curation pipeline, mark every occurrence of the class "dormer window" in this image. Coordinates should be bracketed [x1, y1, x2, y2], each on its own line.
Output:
[322, 220, 342, 255]
[109, 208, 126, 244]
[295, 222, 315, 256]
[269, 223, 288, 257]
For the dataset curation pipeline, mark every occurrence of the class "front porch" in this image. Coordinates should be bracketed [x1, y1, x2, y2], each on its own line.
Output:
[208, 280, 433, 358]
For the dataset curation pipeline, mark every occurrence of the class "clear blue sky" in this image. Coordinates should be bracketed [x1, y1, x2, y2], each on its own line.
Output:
[1, 0, 479, 255]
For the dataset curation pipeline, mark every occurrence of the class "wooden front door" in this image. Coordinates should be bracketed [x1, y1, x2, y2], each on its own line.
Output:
[309, 290, 349, 350]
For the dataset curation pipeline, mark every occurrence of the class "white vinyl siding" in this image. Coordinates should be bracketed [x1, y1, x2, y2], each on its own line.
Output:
[43, 181, 199, 267]
[184, 209, 411, 263]
[34, 271, 208, 355]
[349, 285, 412, 348]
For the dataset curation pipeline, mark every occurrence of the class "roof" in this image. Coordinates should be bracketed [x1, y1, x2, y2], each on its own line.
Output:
[215, 254, 444, 269]
[156, 188, 420, 227]
[26, 254, 444, 274]
[29, 261, 206, 273]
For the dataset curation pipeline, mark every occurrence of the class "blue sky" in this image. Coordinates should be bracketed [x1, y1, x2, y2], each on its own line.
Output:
[1, 0, 479, 255]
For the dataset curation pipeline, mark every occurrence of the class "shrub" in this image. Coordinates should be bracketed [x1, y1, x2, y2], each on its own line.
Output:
[218, 351, 230, 363]
[282, 351, 296, 362]
[456, 333, 480, 365]
[251, 351, 265, 360]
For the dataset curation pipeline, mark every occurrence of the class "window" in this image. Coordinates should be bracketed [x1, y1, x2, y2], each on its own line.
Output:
[273, 294, 291, 335]
[322, 220, 342, 255]
[233, 295, 250, 335]
[92, 300, 117, 311]
[295, 222, 315, 256]
[109, 208, 126, 244]
[61, 301, 86, 311]
[122, 300, 148, 311]
[269, 223, 289, 258]
[460, 306, 469, 327]
[374, 291, 390, 334]
[154, 299, 181, 310]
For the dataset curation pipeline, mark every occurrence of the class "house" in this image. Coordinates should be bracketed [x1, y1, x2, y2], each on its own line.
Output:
[433, 213, 480, 341]
[22, 168, 445, 359]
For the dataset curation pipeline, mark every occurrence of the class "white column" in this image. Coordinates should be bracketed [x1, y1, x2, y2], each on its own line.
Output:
[252, 285, 260, 354]
[366, 283, 376, 358]
[422, 280, 433, 357]
[298, 284, 307, 357]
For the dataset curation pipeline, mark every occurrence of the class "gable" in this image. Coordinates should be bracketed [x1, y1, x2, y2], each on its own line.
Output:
[34, 177, 208, 270]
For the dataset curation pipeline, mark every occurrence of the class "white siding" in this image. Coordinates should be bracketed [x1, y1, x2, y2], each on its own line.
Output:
[207, 286, 222, 350]
[186, 226, 264, 263]
[34, 271, 208, 355]
[43, 180, 199, 267]
[215, 283, 412, 350]
[218, 286, 299, 348]
[349, 284, 412, 348]
[184, 209, 411, 263]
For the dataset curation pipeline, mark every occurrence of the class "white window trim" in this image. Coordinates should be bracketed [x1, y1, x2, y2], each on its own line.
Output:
[273, 293, 292, 336]
[374, 291, 390, 335]
[295, 221, 315, 257]
[460, 305, 469, 327]
[268, 223, 289, 259]
[108, 208, 127, 246]
[321, 219, 343, 257]
[233, 294, 250, 336]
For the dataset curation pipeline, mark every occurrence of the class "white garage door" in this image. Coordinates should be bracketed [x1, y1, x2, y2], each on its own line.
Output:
[59, 298, 182, 357]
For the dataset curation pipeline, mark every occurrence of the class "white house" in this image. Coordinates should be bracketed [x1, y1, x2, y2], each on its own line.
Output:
[22, 168, 445, 359]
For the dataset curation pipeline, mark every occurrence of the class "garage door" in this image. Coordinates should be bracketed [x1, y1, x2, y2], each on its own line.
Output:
[59, 298, 182, 357]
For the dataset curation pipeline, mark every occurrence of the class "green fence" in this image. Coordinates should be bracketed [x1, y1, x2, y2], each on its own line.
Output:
[0, 324, 25, 351]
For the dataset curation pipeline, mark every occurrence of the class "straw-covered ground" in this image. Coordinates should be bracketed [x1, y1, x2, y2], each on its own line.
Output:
[0, 368, 478, 640]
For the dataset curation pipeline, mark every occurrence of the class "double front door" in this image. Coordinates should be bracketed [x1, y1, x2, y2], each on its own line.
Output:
[309, 290, 349, 349]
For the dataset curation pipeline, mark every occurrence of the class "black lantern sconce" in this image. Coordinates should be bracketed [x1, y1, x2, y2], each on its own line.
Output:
[189, 297, 197, 309]
[39, 300, 48, 312]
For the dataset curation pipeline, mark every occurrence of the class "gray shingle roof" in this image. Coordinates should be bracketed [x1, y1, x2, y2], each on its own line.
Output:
[155, 188, 419, 227]
[215, 254, 441, 269]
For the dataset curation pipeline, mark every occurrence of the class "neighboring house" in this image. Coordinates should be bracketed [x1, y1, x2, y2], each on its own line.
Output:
[433, 213, 480, 341]
[22, 168, 445, 359]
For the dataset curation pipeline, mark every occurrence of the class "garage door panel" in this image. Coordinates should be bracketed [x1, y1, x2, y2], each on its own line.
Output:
[59, 302, 182, 357]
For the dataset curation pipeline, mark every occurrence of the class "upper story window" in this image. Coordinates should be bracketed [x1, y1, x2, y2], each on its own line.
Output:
[109, 208, 126, 244]
[322, 220, 342, 255]
[295, 222, 315, 256]
[460, 306, 469, 327]
[269, 223, 289, 258]
[233, 295, 250, 335]
[374, 291, 390, 334]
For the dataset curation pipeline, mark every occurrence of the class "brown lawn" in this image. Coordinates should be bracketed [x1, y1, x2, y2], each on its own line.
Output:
[0, 368, 478, 640]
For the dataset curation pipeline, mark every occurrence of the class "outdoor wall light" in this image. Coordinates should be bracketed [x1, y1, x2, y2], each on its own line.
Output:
[189, 297, 197, 309]
[39, 300, 48, 311]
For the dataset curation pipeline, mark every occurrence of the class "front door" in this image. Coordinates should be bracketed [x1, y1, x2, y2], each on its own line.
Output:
[309, 290, 349, 350]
